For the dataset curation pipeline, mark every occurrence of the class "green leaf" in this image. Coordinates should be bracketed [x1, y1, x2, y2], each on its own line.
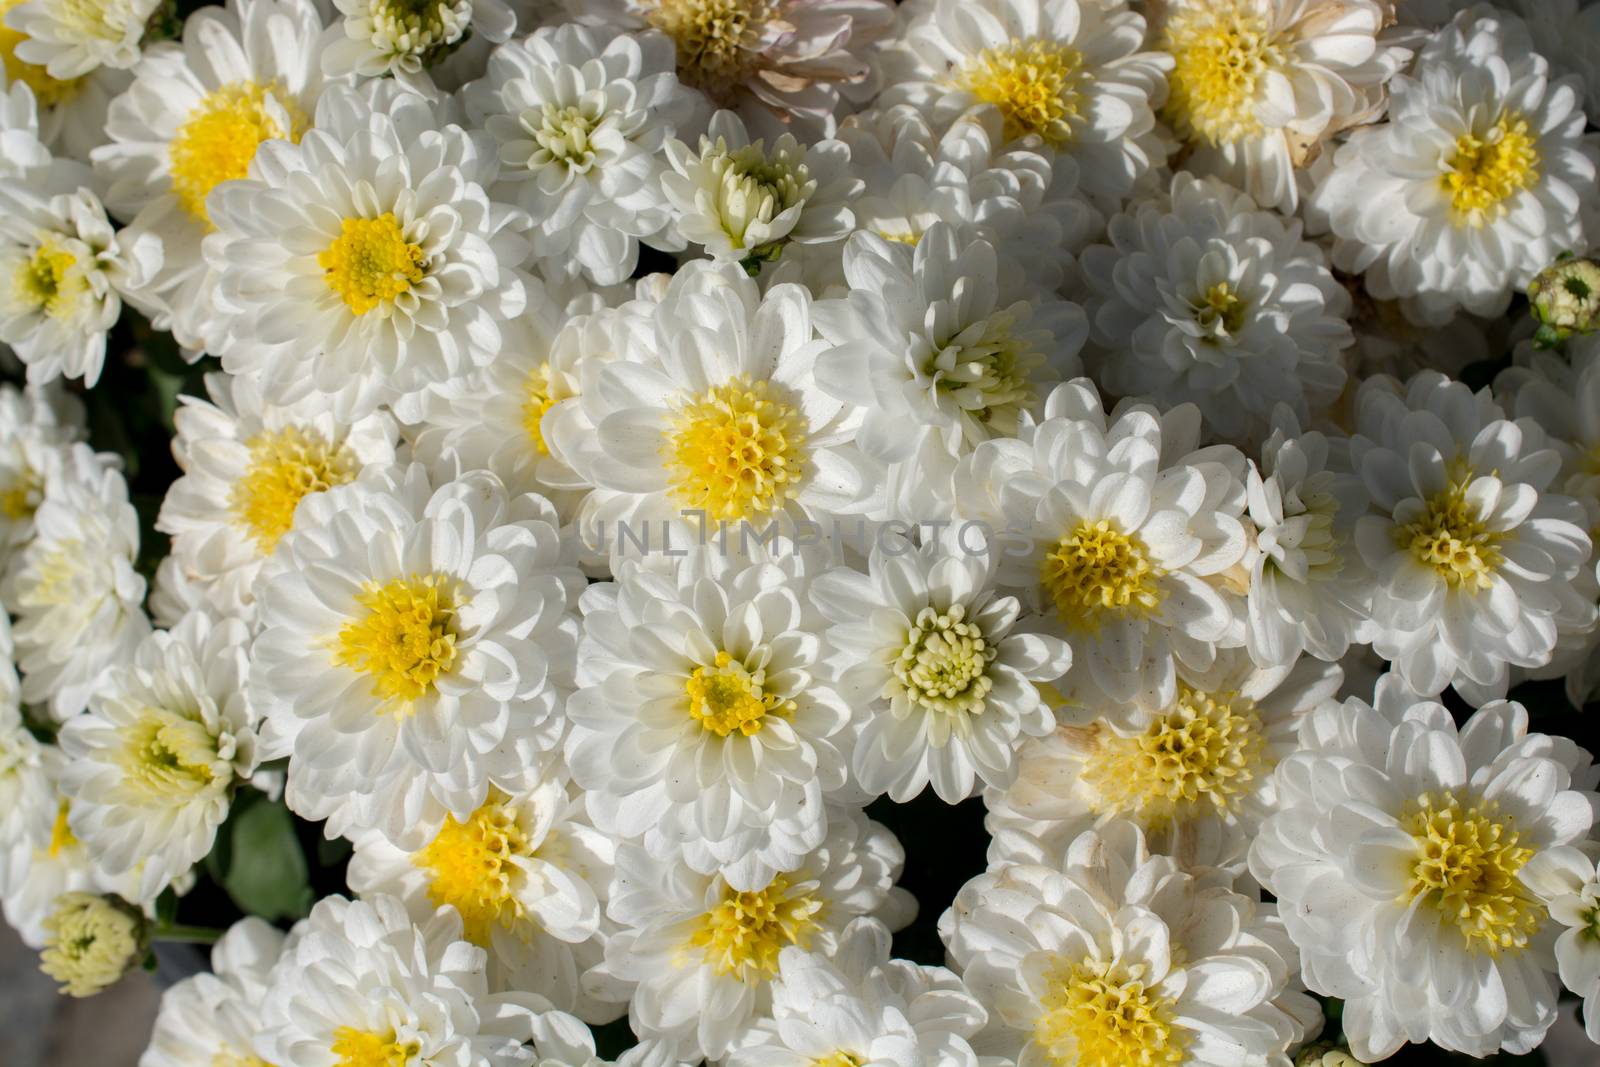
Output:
[212, 794, 314, 921]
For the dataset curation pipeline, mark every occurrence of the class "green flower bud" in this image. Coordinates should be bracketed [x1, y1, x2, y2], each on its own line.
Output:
[1529, 255, 1600, 347]
[39, 891, 149, 997]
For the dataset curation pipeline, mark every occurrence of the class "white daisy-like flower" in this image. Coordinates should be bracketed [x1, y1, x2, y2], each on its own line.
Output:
[466, 25, 700, 286]
[346, 771, 625, 1023]
[942, 820, 1320, 1067]
[1348, 371, 1595, 702]
[725, 918, 987, 1067]
[4, 0, 158, 78]
[0, 624, 57, 899]
[57, 611, 262, 905]
[953, 378, 1250, 708]
[986, 649, 1341, 873]
[1250, 680, 1599, 1060]
[2, 456, 149, 720]
[1309, 5, 1599, 323]
[156, 370, 399, 620]
[254, 894, 539, 1067]
[1080, 173, 1352, 443]
[0, 381, 85, 566]
[811, 534, 1072, 804]
[0, 9, 127, 160]
[877, 0, 1174, 203]
[589, 808, 915, 1061]
[205, 81, 532, 421]
[1154, 0, 1409, 211]
[661, 109, 860, 270]
[90, 0, 334, 354]
[141, 917, 285, 1067]
[249, 462, 584, 844]
[1522, 845, 1600, 1045]
[1245, 407, 1374, 666]
[320, 0, 514, 88]
[567, 543, 853, 890]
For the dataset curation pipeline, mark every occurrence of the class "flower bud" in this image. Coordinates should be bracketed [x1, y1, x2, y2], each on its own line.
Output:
[39, 891, 149, 997]
[1529, 255, 1600, 346]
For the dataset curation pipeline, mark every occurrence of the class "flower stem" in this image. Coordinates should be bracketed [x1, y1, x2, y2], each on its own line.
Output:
[152, 922, 223, 945]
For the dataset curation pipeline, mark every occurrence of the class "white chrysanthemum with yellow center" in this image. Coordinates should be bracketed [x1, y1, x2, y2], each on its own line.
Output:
[4, 0, 159, 78]
[141, 917, 288, 1067]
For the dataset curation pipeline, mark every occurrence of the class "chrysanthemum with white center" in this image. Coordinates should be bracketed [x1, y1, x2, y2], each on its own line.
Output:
[986, 649, 1340, 873]
[140, 917, 285, 1067]
[550, 260, 877, 557]
[466, 25, 699, 286]
[661, 109, 860, 270]
[89, 0, 330, 355]
[0, 381, 85, 566]
[2, 456, 148, 720]
[254, 894, 539, 1067]
[249, 463, 584, 844]
[953, 378, 1249, 708]
[321, 0, 514, 87]
[1250, 681, 1599, 1060]
[877, 0, 1173, 203]
[1348, 371, 1595, 702]
[204, 81, 533, 421]
[57, 612, 262, 904]
[943, 820, 1319, 1067]
[1155, 0, 1408, 212]
[3, 0, 158, 78]
[1081, 174, 1351, 443]
[1522, 845, 1600, 1045]
[156, 371, 398, 619]
[347, 771, 625, 1023]
[1310, 6, 1598, 324]
[811, 535, 1072, 804]
[590, 809, 915, 1061]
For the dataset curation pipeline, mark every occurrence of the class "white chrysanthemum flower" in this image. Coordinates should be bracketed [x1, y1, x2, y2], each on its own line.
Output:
[878, 0, 1173, 202]
[1501, 0, 1600, 120]
[347, 771, 625, 1023]
[1081, 174, 1351, 443]
[1155, 0, 1409, 211]
[1348, 371, 1595, 702]
[943, 821, 1320, 1067]
[661, 109, 860, 270]
[1245, 408, 1374, 666]
[1522, 845, 1600, 1045]
[466, 25, 699, 286]
[255, 894, 539, 1067]
[0, 624, 56, 899]
[90, 0, 333, 354]
[551, 260, 878, 555]
[527, 1007, 687, 1067]
[0, 381, 84, 565]
[0, 12, 126, 159]
[954, 378, 1250, 708]
[141, 917, 285, 1067]
[3, 457, 149, 720]
[986, 649, 1341, 873]
[57, 612, 261, 904]
[205, 81, 532, 421]
[3, 0, 158, 78]
[1250, 680, 1599, 1060]
[321, 0, 514, 87]
[725, 918, 986, 1067]
[589, 809, 915, 1061]
[250, 463, 584, 844]
[156, 371, 398, 620]
[1310, 6, 1599, 323]
[811, 535, 1072, 804]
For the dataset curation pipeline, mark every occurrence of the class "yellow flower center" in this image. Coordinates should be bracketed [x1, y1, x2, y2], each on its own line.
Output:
[330, 1028, 417, 1067]
[334, 574, 461, 708]
[1397, 473, 1504, 592]
[0, 467, 42, 520]
[13, 237, 84, 320]
[1162, 3, 1277, 145]
[119, 708, 221, 801]
[319, 214, 427, 315]
[927, 310, 1042, 439]
[686, 873, 823, 980]
[169, 82, 307, 225]
[1401, 791, 1541, 955]
[894, 603, 995, 720]
[646, 0, 767, 96]
[956, 38, 1085, 147]
[1082, 686, 1266, 829]
[48, 799, 76, 858]
[665, 376, 809, 524]
[685, 649, 795, 737]
[417, 796, 534, 947]
[229, 426, 358, 554]
[521, 363, 557, 456]
[1034, 959, 1185, 1067]
[1040, 519, 1164, 631]
[1442, 115, 1540, 224]
[0, 0, 83, 107]
[812, 1056, 863, 1067]
[1193, 281, 1246, 340]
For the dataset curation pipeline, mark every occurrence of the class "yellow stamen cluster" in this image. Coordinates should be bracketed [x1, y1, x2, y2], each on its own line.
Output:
[894, 603, 996, 719]
[1162, 3, 1277, 145]
[811, 1055, 864, 1067]
[417, 796, 534, 946]
[666, 376, 808, 523]
[330, 1028, 418, 1067]
[0, 0, 83, 106]
[685, 650, 795, 737]
[521, 363, 557, 456]
[1040, 519, 1164, 631]
[14, 237, 83, 320]
[47, 799, 76, 858]
[686, 874, 823, 980]
[1401, 791, 1541, 955]
[1193, 281, 1247, 340]
[335, 574, 461, 708]
[170, 82, 307, 224]
[646, 0, 767, 97]
[1034, 959, 1185, 1067]
[956, 38, 1085, 147]
[1397, 475, 1504, 592]
[229, 426, 358, 553]
[319, 213, 427, 315]
[1442, 115, 1540, 224]
[0, 468, 42, 521]
[119, 708, 221, 801]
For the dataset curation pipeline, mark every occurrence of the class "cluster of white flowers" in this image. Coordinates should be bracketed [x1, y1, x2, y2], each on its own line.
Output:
[0, 0, 1599, 1064]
